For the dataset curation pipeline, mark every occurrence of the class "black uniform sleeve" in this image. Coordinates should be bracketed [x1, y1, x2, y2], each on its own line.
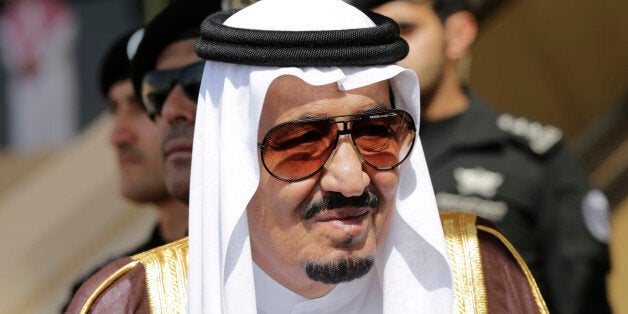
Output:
[536, 145, 611, 314]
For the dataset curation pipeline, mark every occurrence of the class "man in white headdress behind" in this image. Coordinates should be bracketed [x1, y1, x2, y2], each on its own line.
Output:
[67, 0, 548, 313]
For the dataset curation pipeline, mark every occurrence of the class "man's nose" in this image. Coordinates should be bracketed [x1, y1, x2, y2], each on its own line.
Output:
[160, 84, 196, 126]
[319, 137, 370, 197]
[109, 115, 135, 147]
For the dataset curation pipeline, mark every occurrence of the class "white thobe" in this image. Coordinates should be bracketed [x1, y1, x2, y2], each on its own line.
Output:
[254, 263, 383, 314]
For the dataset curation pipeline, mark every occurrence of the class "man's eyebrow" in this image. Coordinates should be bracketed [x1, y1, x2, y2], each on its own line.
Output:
[290, 104, 392, 121]
[361, 104, 391, 114]
[293, 114, 326, 121]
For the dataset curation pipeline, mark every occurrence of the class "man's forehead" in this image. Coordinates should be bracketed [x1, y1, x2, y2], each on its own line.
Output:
[155, 38, 202, 70]
[259, 75, 391, 132]
[263, 76, 391, 112]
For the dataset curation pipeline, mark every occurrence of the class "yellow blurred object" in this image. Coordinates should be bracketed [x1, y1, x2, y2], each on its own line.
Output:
[609, 197, 628, 314]
[0, 152, 48, 194]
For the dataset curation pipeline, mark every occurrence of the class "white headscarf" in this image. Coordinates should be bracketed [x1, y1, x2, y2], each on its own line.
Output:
[188, 0, 453, 312]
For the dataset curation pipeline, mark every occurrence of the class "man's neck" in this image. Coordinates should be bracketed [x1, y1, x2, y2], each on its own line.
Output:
[421, 64, 469, 122]
[154, 199, 188, 242]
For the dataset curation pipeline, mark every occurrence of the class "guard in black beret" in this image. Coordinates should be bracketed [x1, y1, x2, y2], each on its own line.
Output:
[352, 0, 612, 313]
[63, 27, 188, 312]
[65, 1, 221, 312]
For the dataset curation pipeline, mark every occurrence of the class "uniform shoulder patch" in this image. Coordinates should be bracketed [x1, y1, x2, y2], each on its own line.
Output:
[581, 189, 611, 243]
[454, 167, 503, 198]
[496, 113, 563, 155]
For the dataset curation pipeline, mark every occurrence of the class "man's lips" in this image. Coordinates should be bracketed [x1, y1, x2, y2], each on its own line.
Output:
[163, 139, 193, 159]
[118, 152, 142, 165]
[312, 207, 371, 223]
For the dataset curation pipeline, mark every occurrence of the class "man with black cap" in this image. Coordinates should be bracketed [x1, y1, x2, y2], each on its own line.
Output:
[62, 28, 188, 311]
[351, 0, 612, 313]
[67, 0, 548, 312]
[65, 0, 220, 312]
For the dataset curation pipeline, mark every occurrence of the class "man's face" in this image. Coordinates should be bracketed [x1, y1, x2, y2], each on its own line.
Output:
[108, 79, 169, 202]
[373, 1, 446, 97]
[154, 38, 202, 203]
[247, 76, 399, 297]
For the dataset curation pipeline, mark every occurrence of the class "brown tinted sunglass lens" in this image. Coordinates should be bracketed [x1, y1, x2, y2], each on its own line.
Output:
[262, 120, 337, 180]
[352, 111, 415, 169]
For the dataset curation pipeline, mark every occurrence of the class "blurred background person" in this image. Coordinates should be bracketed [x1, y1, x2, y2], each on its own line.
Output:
[0, 0, 78, 152]
[61, 28, 188, 310]
[352, 0, 612, 312]
[67, 0, 220, 307]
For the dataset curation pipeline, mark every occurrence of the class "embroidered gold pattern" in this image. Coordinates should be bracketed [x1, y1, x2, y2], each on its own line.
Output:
[477, 225, 549, 314]
[440, 211, 488, 314]
[132, 237, 189, 314]
[80, 260, 140, 314]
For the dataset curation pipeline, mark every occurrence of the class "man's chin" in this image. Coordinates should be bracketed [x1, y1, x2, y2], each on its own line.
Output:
[166, 176, 191, 204]
[304, 254, 374, 284]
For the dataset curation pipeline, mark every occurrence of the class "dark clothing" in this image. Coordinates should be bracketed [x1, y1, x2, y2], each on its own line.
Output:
[61, 224, 168, 312]
[421, 89, 611, 313]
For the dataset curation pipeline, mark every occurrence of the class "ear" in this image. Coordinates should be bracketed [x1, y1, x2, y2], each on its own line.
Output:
[443, 11, 478, 61]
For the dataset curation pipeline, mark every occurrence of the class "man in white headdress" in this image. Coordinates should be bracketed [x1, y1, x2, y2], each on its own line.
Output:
[67, 0, 548, 313]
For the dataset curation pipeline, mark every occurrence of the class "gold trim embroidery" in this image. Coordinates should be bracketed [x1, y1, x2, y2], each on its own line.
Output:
[440, 212, 488, 314]
[132, 237, 189, 314]
[477, 225, 549, 314]
[80, 260, 140, 314]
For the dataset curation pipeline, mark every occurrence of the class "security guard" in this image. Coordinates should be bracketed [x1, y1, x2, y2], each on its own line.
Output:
[422, 89, 611, 313]
[351, 0, 612, 312]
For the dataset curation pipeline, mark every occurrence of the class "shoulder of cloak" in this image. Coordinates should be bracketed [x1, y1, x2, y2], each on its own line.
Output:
[65, 237, 188, 314]
[440, 211, 549, 314]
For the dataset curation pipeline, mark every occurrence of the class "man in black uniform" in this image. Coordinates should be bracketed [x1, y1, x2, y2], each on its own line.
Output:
[62, 28, 188, 310]
[352, 0, 612, 312]
[64, 0, 222, 310]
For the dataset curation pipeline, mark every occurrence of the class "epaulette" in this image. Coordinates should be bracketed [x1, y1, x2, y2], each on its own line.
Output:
[496, 113, 563, 156]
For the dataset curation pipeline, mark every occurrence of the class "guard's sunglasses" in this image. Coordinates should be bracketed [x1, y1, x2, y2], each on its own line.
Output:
[258, 109, 416, 182]
[141, 61, 204, 117]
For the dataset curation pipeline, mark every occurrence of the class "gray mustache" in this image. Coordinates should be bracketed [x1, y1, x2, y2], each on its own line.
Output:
[301, 191, 379, 220]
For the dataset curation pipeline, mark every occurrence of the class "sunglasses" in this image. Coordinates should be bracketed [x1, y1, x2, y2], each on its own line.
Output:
[141, 61, 204, 117]
[258, 109, 416, 182]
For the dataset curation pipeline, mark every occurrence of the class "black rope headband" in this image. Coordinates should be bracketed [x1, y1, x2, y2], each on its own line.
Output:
[195, 9, 408, 67]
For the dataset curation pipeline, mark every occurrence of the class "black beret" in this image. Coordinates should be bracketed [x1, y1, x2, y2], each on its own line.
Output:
[131, 0, 222, 104]
[99, 29, 136, 98]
